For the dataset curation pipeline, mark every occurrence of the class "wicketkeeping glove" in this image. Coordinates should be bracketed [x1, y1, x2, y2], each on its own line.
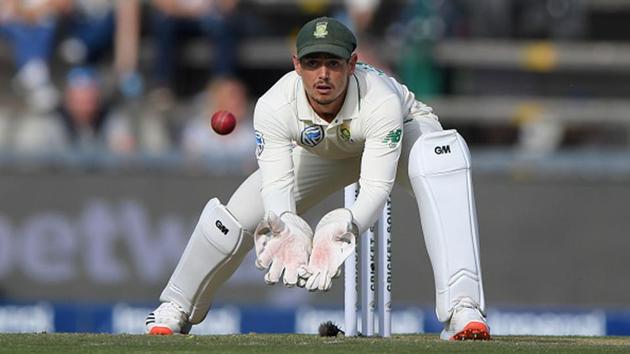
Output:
[304, 208, 357, 291]
[254, 212, 313, 287]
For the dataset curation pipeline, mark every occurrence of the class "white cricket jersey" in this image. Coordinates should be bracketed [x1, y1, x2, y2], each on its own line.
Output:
[253, 63, 438, 231]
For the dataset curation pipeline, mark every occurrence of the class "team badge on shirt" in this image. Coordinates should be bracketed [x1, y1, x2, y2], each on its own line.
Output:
[338, 124, 355, 143]
[255, 130, 265, 156]
[300, 125, 324, 147]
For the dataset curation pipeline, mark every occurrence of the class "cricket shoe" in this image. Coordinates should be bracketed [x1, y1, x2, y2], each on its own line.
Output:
[440, 297, 491, 341]
[145, 301, 192, 335]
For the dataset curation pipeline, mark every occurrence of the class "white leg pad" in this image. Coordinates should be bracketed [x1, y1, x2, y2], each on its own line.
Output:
[408, 129, 485, 322]
[160, 198, 250, 324]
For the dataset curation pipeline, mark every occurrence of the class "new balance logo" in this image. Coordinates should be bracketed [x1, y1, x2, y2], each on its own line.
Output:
[215, 220, 229, 235]
[434, 145, 451, 154]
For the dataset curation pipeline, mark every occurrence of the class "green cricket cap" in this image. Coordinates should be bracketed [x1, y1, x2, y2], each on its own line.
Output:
[296, 17, 357, 59]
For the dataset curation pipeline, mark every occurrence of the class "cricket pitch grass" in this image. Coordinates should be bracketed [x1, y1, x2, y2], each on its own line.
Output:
[1, 333, 630, 354]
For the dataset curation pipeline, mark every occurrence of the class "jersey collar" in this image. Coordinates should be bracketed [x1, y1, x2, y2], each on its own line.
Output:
[296, 74, 360, 126]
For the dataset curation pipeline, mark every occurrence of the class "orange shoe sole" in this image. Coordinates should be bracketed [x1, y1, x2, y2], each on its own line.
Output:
[451, 321, 491, 341]
[149, 326, 174, 335]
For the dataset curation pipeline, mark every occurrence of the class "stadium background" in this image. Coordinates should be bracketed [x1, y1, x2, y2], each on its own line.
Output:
[2, 0, 630, 336]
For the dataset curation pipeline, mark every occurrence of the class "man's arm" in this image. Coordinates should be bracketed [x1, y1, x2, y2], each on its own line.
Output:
[253, 100, 297, 216]
[252, 99, 314, 287]
[349, 96, 404, 233]
[152, 0, 212, 18]
[114, 0, 140, 78]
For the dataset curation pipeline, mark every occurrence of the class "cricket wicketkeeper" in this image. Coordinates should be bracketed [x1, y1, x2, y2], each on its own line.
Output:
[145, 17, 490, 340]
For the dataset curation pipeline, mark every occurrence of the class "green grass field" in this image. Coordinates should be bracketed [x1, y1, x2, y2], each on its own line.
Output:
[1, 334, 630, 354]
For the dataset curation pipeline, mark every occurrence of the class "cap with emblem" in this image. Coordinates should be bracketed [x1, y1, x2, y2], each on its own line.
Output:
[296, 17, 357, 59]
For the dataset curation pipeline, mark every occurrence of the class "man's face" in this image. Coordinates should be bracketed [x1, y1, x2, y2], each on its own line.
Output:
[293, 53, 357, 108]
[65, 82, 101, 125]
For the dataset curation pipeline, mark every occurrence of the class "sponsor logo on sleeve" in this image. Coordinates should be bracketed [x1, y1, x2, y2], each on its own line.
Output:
[382, 129, 402, 148]
[300, 125, 324, 147]
[255, 130, 264, 156]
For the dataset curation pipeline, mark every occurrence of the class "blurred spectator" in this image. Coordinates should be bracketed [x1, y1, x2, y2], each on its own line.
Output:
[336, 0, 391, 72]
[58, 0, 115, 65]
[461, 0, 514, 38]
[149, 0, 240, 96]
[344, 0, 379, 35]
[387, 0, 447, 98]
[180, 77, 255, 171]
[515, 0, 587, 39]
[58, 0, 142, 98]
[113, 0, 142, 98]
[0, 0, 72, 113]
[55, 66, 135, 154]
[459, 0, 587, 39]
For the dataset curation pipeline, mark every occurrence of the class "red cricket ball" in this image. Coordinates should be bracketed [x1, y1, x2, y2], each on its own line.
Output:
[210, 110, 237, 135]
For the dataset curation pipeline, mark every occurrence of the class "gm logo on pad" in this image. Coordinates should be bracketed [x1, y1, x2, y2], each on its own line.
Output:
[300, 125, 324, 147]
[434, 145, 451, 154]
[215, 220, 229, 235]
